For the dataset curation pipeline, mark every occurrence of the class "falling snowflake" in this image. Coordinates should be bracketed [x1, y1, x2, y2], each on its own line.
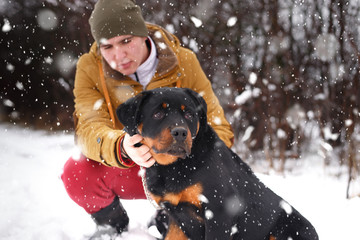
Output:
[93, 99, 104, 111]
[213, 117, 222, 126]
[15, 82, 24, 91]
[235, 89, 252, 105]
[314, 33, 339, 62]
[230, 225, 238, 235]
[345, 119, 353, 127]
[37, 9, 58, 31]
[154, 31, 162, 39]
[2, 18, 11, 32]
[241, 126, 254, 142]
[190, 16, 202, 28]
[249, 72, 257, 85]
[277, 129, 287, 139]
[198, 194, 209, 203]
[158, 42, 167, 50]
[224, 195, 244, 216]
[205, 209, 214, 220]
[55, 51, 77, 75]
[3, 99, 15, 107]
[279, 200, 293, 215]
[44, 57, 53, 64]
[6, 63, 14, 72]
[24, 58, 32, 65]
[227, 17, 238, 27]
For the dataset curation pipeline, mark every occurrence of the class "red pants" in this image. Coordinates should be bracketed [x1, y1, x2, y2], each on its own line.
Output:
[61, 154, 146, 214]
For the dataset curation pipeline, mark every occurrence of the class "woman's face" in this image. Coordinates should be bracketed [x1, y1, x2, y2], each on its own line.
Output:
[99, 35, 149, 75]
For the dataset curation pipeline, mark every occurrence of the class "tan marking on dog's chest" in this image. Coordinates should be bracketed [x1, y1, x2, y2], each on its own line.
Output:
[151, 183, 203, 208]
[165, 222, 188, 240]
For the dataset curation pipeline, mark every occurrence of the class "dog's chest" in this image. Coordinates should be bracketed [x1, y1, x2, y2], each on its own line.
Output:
[150, 182, 203, 208]
[146, 164, 197, 193]
[145, 164, 203, 206]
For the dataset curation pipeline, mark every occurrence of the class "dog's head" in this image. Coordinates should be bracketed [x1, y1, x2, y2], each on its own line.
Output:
[116, 87, 207, 165]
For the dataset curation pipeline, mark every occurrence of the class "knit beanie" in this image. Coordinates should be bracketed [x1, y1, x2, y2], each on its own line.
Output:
[89, 0, 148, 43]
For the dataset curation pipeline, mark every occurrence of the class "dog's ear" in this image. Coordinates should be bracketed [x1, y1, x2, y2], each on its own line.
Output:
[116, 92, 150, 136]
[184, 88, 207, 126]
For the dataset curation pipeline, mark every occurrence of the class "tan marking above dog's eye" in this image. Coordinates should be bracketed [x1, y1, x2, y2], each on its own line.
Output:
[181, 105, 186, 111]
[162, 102, 169, 109]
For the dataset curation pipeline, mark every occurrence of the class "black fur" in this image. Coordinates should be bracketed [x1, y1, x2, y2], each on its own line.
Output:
[116, 87, 318, 240]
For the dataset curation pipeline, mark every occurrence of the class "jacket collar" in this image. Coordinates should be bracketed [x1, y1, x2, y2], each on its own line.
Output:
[90, 23, 180, 80]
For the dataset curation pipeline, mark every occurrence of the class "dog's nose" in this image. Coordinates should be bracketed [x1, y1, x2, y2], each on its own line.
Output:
[171, 127, 188, 142]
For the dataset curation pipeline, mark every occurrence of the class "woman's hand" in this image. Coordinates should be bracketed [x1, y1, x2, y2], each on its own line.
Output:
[122, 133, 155, 168]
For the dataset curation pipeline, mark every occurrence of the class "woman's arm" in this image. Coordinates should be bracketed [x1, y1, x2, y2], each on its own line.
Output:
[73, 54, 129, 167]
[178, 48, 234, 148]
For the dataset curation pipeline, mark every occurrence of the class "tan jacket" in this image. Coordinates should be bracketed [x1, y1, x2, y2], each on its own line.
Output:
[73, 23, 234, 168]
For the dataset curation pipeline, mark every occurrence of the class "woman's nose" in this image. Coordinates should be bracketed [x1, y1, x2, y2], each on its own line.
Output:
[114, 46, 126, 61]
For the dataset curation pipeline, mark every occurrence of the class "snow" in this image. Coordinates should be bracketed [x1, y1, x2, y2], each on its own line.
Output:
[15, 81, 25, 91]
[36, 9, 58, 31]
[0, 123, 359, 239]
[235, 89, 252, 105]
[190, 16, 202, 28]
[55, 52, 77, 76]
[248, 72, 257, 85]
[0, 124, 156, 240]
[2, 18, 11, 32]
[93, 99, 104, 111]
[234, 87, 261, 105]
[276, 128, 287, 139]
[323, 126, 339, 141]
[6, 63, 15, 72]
[314, 33, 339, 62]
[3, 99, 15, 108]
[226, 17, 238, 27]
[241, 126, 254, 142]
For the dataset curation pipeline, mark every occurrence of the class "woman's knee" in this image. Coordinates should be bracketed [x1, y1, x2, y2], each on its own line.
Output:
[62, 155, 98, 189]
[61, 155, 115, 212]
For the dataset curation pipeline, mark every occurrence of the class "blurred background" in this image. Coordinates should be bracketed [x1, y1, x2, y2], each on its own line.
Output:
[1, 0, 359, 198]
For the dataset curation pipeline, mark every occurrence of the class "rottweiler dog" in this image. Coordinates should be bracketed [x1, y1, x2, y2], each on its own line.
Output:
[116, 87, 318, 240]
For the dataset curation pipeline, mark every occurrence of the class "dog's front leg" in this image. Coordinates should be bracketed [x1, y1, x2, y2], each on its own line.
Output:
[161, 201, 205, 240]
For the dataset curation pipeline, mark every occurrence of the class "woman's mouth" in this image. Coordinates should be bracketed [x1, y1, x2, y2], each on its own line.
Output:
[109, 60, 132, 71]
[120, 61, 132, 69]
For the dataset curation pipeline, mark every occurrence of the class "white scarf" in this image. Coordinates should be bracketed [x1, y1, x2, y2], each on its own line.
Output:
[129, 37, 158, 89]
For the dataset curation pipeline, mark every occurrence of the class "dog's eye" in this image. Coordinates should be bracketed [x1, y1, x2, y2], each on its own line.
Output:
[153, 111, 165, 120]
[184, 111, 193, 120]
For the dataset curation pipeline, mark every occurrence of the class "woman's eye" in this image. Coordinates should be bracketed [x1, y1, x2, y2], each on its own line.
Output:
[123, 37, 133, 44]
[100, 45, 112, 50]
[153, 111, 165, 120]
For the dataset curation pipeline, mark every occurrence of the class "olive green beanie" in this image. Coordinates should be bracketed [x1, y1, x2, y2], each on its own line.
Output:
[89, 0, 148, 43]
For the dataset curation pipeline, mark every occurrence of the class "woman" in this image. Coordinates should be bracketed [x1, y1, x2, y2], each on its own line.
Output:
[61, 0, 234, 235]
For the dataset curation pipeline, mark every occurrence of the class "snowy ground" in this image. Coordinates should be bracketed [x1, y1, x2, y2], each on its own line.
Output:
[0, 123, 359, 240]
